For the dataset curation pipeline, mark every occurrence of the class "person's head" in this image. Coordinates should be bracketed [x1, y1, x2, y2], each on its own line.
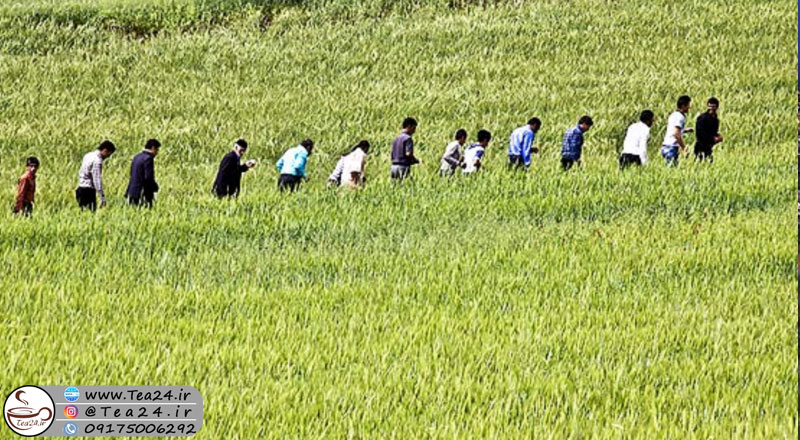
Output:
[98, 140, 116, 158]
[454, 128, 467, 144]
[402, 117, 417, 135]
[300, 138, 314, 155]
[639, 110, 655, 127]
[233, 138, 248, 156]
[25, 156, 40, 174]
[578, 116, 594, 132]
[354, 140, 370, 154]
[145, 138, 161, 156]
[677, 95, 692, 113]
[706, 97, 719, 115]
[527, 117, 542, 131]
[476, 129, 492, 146]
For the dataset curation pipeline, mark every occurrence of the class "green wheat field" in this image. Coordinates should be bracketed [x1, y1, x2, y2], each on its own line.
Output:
[1, 0, 797, 438]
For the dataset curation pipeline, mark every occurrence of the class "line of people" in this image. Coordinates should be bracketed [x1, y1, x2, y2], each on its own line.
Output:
[10, 95, 722, 216]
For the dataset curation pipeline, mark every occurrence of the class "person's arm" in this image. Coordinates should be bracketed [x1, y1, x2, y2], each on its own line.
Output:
[14, 176, 30, 213]
[639, 130, 649, 165]
[475, 149, 485, 170]
[275, 156, 284, 174]
[296, 152, 308, 179]
[521, 131, 533, 169]
[405, 138, 419, 164]
[144, 156, 158, 193]
[443, 143, 459, 167]
[674, 126, 686, 153]
[713, 118, 723, 144]
[93, 158, 105, 205]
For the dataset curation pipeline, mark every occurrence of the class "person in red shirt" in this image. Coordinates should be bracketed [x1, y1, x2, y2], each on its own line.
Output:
[14, 157, 39, 217]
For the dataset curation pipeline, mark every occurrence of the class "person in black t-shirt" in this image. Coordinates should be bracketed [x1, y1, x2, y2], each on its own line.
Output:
[694, 97, 723, 162]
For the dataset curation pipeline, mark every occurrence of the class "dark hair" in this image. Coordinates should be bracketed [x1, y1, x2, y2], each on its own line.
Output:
[300, 139, 314, 149]
[98, 140, 116, 153]
[402, 117, 417, 129]
[707, 97, 719, 106]
[639, 110, 654, 124]
[145, 139, 161, 150]
[476, 129, 492, 142]
[234, 138, 248, 150]
[26, 156, 40, 167]
[578, 116, 594, 127]
[527, 117, 541, 127]
[454, 129, 467, 140]
[677, 95, 692, 108]
[353, 140, 370, 154]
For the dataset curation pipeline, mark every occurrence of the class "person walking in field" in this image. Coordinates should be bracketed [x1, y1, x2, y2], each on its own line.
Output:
[339, 140, 370, 188]
[439, 129, 467, 176]
[560, 116, 593, 170]
[276, 139, 313, 192]
[125, 139, 161, 207]
[213, 139, 256, 198]
[390, 117, 419, 181]
[76, 140, 116, 211]
[13, 156, 39, 217]
[660, 95, 693, 167]
[462, 129, 492, 175]
[619, 110, 654, 169]
[508, 117, 541, 170]
[694, 97, 723, 162]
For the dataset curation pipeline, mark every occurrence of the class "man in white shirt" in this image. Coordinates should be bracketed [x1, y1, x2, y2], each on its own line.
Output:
[660, 95, 694, 167]
[76, 140, 116, 211]
[462, 130, 492, 174]
[440, 129, 467, 176]
[619, 110, 654, 169]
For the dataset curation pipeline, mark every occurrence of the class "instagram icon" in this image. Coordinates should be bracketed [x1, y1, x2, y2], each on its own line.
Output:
[64, 405, 78, 419]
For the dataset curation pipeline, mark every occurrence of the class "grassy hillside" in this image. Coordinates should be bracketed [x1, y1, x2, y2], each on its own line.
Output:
[0, 0, 797, 438]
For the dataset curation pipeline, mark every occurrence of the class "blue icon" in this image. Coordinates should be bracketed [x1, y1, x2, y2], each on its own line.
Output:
[63, 422, 78, 436]
[64, 387, 80, 402]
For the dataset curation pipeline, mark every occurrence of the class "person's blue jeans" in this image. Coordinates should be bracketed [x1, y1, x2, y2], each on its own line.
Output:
[661, 145, 680, 167]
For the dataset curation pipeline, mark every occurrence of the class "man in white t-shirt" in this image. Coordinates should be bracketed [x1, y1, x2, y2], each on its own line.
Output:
[619, 110, 654, 169]
[462, 130, 492, 174]
[660, 95, 694, 167]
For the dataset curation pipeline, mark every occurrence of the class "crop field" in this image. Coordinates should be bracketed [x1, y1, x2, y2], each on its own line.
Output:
[0, 0, 797, 438]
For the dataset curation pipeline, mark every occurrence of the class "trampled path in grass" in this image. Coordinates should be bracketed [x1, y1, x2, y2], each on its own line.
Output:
[0, 0, 797, 438]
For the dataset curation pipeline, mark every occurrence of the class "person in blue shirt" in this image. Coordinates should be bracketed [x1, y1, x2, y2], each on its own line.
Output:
[276, 139, 313, 192]
[507, 117, 541, 170]
[560, 116, 593, 170]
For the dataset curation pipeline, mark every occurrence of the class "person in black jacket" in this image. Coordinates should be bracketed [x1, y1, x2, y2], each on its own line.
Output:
[694, 97, 723, 162]
[126, 139, 161, 207]
[213, 139, 256, 198]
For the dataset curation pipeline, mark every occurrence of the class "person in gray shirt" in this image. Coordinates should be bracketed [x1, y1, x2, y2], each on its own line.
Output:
[440, 128, 467, 176]
[390, 117, 419, 181]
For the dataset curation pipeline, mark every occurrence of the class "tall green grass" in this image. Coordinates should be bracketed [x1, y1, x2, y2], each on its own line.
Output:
[0, 0, 796, 438]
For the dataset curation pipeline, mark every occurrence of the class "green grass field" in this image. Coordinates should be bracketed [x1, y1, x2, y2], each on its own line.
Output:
[1, 0, 797, 438]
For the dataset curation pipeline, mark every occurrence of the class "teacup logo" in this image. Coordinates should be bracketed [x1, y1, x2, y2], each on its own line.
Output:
[3, 386, 55, 436]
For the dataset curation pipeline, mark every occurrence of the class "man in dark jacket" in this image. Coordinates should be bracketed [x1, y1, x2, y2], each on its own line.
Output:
[126, 139, 161, 207]
[213, 139, 256, 198]
[694, 97, 723, 162]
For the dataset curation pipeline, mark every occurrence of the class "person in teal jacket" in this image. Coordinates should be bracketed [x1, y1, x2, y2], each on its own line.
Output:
[276, 139, 313, 192]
